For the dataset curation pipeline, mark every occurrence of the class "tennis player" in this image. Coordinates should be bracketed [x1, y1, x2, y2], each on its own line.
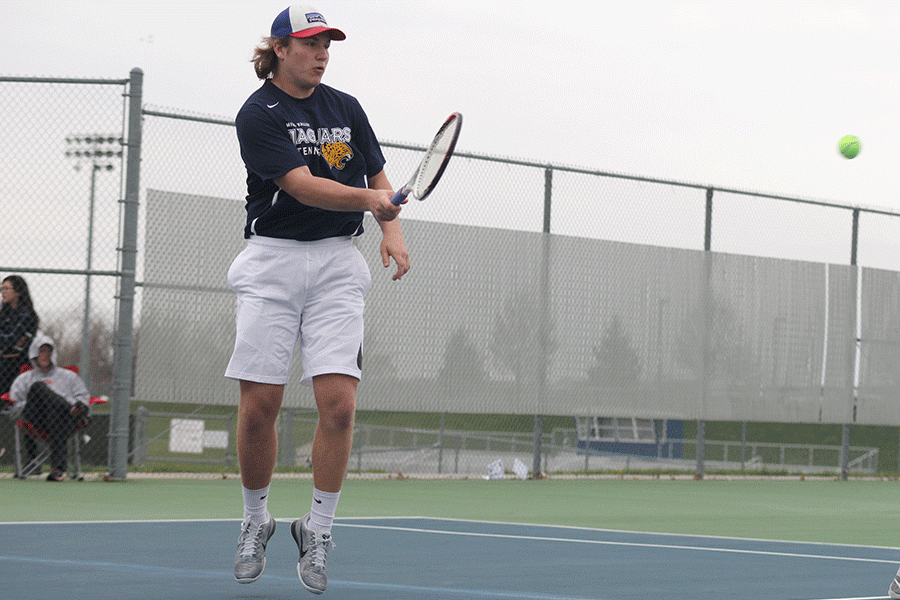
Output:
[227, 4, 409, 594]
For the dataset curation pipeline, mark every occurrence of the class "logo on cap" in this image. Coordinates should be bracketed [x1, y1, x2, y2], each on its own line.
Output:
[305, 12, 327, 25]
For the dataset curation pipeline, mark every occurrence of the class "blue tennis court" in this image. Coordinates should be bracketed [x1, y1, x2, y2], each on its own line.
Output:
[1, 517, 896, 599]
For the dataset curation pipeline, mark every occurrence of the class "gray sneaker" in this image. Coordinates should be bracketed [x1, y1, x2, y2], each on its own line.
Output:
[890, 573, 900, 599]
[291, 513, 334, 594]
[234, 517, 276, 584]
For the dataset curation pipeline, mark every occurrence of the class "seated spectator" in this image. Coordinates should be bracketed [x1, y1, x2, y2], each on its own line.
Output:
[6, 332, 91, 482]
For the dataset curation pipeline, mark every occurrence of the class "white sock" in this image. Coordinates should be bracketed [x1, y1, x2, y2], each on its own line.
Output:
[308, 488, 340, 534]
[242, 485, 271, 523]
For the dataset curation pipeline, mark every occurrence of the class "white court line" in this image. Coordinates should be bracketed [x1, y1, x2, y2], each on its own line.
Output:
[1, 521, 892, 600]
[3, 519, 894, 566]
[807, 597, 888, 600]
[4, 515, 900, 552]
[336, 522, 899, 565]
[341, 515, 900, 552]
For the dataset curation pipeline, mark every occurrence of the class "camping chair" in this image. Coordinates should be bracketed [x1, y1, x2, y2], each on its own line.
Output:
[1, 365, 106, 481]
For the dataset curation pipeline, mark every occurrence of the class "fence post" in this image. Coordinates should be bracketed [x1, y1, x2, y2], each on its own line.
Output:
[438, 411, 445, 474]
[740, 421, 747, 471]
[532, 166, 553, 478]
[133, 406, 147, 467]
[278, 408, 294, 467]
[225, 412, 235, 468]
[696, 188, 714, 479]
[841, 208, 860, 481]
[107, 68, 143, 481]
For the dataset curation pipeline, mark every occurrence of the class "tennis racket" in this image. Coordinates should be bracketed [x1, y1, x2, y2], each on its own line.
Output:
[391, 112, 463, 205]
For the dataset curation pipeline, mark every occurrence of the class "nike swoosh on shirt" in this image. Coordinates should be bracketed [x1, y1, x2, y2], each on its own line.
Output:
[267, 102, 279, 108]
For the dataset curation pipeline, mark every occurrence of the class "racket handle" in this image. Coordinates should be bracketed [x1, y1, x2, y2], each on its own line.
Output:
[390, 188, 409, 206]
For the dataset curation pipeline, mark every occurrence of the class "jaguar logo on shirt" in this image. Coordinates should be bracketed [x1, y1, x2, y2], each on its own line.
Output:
[321, 142, 354, 170]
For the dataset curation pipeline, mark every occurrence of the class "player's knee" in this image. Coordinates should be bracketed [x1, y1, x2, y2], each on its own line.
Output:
[322, 399, 355, 432]
[314, 388, 355, 431]
[239, 395, 281, 434]
[240, 408, 277, 438]
[313, 375, 357, 431]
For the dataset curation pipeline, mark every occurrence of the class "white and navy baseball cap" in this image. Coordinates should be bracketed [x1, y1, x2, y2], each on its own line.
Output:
[271, 5, 346, 40]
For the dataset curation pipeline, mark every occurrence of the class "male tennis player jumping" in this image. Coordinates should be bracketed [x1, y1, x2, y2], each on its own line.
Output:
[227, 4, 409, 594]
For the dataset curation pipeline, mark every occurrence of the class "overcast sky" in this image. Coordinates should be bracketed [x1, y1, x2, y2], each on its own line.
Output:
[3, 0, 899, 213]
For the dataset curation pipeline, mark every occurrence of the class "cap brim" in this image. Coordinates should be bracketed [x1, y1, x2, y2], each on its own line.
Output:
[289, 26, 346, 41]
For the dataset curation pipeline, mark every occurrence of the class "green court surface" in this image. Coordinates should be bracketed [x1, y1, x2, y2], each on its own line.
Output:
[3, 475, 898, 547]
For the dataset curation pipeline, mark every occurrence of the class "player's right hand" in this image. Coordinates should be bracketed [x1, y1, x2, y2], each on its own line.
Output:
[369, 189, 403, 222]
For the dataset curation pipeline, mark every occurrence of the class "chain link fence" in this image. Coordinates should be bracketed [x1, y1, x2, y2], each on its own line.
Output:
[0, 76, 130, 478]
[3, 72, 900, 479]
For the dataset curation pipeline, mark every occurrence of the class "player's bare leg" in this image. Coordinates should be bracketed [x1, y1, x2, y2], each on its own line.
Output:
[292, 373, 357, 594]
[234, 380, 282, 584]
[310, 373, 357, 491]
[237, 381, 284, 490]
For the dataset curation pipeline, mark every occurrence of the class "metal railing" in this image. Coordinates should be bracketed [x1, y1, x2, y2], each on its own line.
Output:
[126, 409, 878, 475]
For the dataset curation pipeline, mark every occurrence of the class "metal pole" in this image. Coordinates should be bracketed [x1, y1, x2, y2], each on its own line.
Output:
[542, 166, 553, 234]
[841, 208, 860, 481]
[79, 165, 97, 389]
[107, 68, 143, 481]
[438, 412, 445, 474]
[696, 188, 714, 479]
[740, 421, 747, 471]
[66, 134, 120, 389]
[532, 167, 553, 478]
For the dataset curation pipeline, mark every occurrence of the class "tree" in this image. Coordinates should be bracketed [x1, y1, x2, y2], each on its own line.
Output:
[587, 316, 642, 386]
[675, 293, 752, 384]
[438, 326, 487, 392]
[489, 290, 556, 384]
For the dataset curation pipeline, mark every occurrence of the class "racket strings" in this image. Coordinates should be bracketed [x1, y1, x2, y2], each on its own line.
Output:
[413, 121, 460, 197]
[415, 150, 443, 194]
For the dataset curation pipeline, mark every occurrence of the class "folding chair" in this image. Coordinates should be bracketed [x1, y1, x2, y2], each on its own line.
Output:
[1, 365, 106, 481]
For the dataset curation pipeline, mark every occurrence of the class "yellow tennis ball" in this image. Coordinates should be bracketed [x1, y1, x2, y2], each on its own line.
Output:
[839, 135, 860, 159]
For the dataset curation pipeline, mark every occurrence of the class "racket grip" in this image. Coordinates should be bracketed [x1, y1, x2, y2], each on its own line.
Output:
[390, 188, 409, 206]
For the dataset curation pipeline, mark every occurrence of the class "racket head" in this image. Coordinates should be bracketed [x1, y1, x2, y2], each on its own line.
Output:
[411, 112, 462, 201]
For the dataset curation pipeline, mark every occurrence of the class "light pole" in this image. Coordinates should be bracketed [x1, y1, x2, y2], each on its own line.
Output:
[65, 134, 123, 392]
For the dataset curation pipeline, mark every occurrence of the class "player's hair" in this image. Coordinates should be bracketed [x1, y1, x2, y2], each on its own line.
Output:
[252, 36, 292, 80]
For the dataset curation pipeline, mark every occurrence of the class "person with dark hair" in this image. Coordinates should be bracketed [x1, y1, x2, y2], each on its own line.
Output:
[1, 275, 39, 395]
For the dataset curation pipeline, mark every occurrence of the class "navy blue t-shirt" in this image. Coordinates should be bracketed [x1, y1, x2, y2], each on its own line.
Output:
[235, 80, 386, 240]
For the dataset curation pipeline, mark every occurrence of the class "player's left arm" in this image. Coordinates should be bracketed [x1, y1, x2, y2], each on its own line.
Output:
[368, 170, 410, 281]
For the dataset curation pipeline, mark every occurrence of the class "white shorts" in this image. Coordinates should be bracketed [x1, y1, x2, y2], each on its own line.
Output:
[224, 235, 372, 386]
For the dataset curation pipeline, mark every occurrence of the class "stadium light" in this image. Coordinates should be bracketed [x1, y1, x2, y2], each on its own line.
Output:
[64, 133, 124, 391]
